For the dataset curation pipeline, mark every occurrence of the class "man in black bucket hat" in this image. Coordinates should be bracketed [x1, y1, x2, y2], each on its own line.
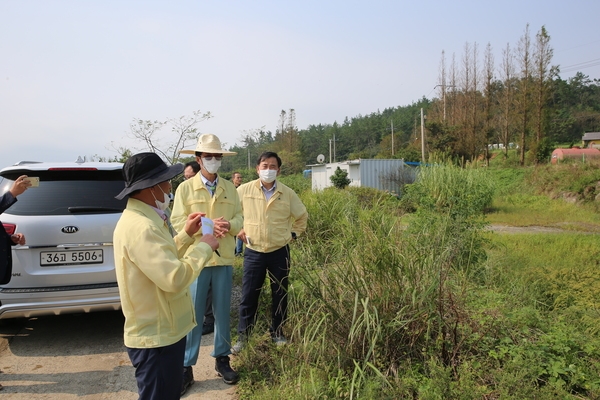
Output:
[113, 152, 219, 400]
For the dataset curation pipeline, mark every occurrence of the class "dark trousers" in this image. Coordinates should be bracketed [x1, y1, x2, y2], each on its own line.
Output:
[238, 245, 290, 336]
[126, 336, 186, 400]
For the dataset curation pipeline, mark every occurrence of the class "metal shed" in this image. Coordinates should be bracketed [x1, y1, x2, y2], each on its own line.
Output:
[308, 159, 415, 193]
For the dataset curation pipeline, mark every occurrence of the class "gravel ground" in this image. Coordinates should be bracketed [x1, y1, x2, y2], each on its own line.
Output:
[0, 286, 243, 400]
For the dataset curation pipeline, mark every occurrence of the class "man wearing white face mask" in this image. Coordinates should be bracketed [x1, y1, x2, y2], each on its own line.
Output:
[233, 151, 308, 353]
[113, 152, 219, 400]
[172, 134, 242, 393]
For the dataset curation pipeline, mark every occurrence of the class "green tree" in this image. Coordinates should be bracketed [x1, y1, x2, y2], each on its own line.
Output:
[330, 167, 351, 189]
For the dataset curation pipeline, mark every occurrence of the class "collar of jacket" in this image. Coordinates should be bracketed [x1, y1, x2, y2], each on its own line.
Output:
[127, 198, 167, 227]
[192, 173, 222, 194]
[251, 178, 281, 193]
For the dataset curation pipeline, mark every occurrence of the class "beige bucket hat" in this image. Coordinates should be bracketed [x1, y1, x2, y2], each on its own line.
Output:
[180, 134, 237, 156]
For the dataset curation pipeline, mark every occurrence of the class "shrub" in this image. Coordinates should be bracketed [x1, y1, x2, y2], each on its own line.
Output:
[402, 162, 496, 218]
[243, 171, 492, 398]
[330, 167, 351, 189]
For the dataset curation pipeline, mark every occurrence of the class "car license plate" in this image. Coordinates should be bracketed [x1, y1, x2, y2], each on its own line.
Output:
[40, 250, 104, 266]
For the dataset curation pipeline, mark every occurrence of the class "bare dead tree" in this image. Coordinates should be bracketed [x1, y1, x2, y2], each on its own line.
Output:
[483, 43, 495, 166]
[128, 118, 166, 155]
[457, 41, 483, 161]
[470, 42, 481, 161]
[498, 42, 516, 157]
[516, 24, 532, 165]
[533, 26, 554, 153]
[456, 42, 473, 158]
[449, 53, 458, 126]
[433, 50, 449, 123]
[126, 110, 212, 165]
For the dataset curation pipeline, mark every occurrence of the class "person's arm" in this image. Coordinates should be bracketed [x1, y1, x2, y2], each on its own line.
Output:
[9, 176, 31, 198]
[290, 192, 308, 237]
[227, 188, 243, 236]
[0, 192, 16, 215]
[0, 175, 31, 214]
[170, 184, 189, 234]
[129, 224, 214, 293]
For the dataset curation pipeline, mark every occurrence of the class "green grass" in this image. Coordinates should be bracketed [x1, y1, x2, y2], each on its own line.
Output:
[487, 193, 600, 231]
[233, 162, 600, 399]
[478, 232, 600, 395]
[485, 162, 600, 231]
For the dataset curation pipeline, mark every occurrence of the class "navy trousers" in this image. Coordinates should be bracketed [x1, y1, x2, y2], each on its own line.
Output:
[126, 336, 186, 400]
[238, 245, 290, 336]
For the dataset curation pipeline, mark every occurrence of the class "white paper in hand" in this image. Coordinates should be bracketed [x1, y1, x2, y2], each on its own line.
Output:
[201, 217, 214, 235]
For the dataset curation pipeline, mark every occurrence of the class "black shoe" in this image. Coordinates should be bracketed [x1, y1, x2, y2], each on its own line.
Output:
[215, 355, 240, 384]
[202, 322, 214, 335]
[181, 366, 194, 396]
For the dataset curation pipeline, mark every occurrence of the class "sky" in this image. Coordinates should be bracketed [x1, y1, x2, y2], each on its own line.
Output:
[1, 0, 599, 165]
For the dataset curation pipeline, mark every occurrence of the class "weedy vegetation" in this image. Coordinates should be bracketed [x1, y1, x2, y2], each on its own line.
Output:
[232, 160, 600, 399]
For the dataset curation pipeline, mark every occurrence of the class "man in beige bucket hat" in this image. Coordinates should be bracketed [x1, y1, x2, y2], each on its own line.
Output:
[172, 134, 242, 393]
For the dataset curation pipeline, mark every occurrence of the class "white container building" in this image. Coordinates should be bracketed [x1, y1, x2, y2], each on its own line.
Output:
[308, 159, 415, 193]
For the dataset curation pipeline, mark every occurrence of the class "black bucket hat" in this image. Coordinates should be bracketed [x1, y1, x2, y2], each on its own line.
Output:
[115, 152, 184, 200]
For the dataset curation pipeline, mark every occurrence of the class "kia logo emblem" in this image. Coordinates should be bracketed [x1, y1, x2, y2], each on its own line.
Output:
[61, 226, 79, 234]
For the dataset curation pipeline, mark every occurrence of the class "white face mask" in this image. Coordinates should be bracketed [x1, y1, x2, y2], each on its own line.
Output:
[259, 169, 278, 184]
[152, 185, 171, 211]
[202, 158, 221, 174]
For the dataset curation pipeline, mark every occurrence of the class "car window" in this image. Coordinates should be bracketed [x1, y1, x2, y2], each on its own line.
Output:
[0, 169, 127, 216]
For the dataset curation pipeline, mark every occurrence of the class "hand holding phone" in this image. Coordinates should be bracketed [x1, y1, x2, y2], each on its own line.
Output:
[25, 177, 40, 187]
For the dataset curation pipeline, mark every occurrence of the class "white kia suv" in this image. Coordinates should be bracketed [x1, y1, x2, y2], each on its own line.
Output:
[0, 160, 126, 319]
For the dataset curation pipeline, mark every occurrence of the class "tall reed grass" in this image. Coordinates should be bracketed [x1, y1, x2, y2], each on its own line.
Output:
[236, 164, 496, 398]
[236, 163, 600, 398]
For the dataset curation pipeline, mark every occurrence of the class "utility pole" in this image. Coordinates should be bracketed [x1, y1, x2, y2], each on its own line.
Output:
[421, 108, 425, 163]
[247, 147, 251, 170]
[329, 134, 340, 163]
[391, 120, 394, 156]
[333, 133, 337, 162]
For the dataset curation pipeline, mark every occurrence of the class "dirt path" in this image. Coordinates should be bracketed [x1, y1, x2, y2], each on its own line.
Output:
[0, 311, 238, 399]
[488, 224, 600, 234]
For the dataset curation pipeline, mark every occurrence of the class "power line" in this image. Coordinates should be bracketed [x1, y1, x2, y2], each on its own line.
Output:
[562, 57, 600, 69]
[561, 58, 600, 74]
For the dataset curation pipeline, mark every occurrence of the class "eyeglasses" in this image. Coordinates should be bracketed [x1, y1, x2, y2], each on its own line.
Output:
[202, 155, 223, 161]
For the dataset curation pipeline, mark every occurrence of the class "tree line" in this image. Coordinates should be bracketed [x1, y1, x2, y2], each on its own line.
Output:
[108, 24, 600, 173]
[226, 25, 599, 171]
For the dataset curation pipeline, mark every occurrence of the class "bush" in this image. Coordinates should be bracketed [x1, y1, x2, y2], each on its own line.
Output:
[402, 163, 496, 218]
[330, 167, 351, 189]
[237, 170, 494, 398]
